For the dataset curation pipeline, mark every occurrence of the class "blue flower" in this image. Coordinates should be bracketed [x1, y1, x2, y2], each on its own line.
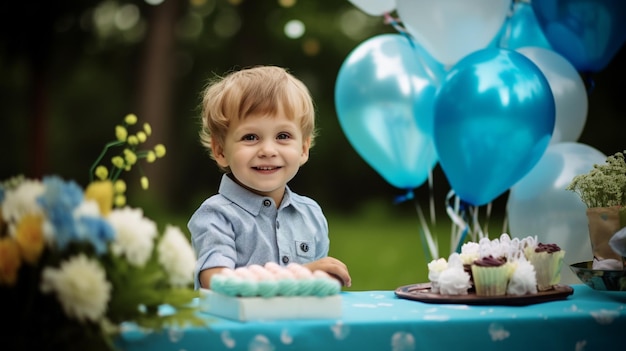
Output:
[76, 216, 115, 255]
[37, 176, 84, 250]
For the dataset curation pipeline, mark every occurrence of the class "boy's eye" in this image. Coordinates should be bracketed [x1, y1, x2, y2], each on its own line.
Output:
[241, 134, 257, 141]
[277, 132, 291, 140]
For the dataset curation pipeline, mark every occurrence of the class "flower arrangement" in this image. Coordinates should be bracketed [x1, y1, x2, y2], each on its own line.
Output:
[566, 150, 626, 271]
[566, 150, 626, 208]
[0, 114, 202, 351]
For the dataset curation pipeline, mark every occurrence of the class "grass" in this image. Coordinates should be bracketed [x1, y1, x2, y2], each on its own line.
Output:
[328, 213, 451, 292]
[327, 201, 507, 291]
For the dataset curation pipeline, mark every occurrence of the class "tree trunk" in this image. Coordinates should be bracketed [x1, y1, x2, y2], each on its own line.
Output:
[134, 0, 183, 207]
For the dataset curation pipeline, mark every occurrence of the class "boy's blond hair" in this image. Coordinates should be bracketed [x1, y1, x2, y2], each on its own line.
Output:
[199, 66, 316, 169]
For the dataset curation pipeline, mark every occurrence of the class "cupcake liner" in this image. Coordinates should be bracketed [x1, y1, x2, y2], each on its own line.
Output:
[471, 264, 510, 296]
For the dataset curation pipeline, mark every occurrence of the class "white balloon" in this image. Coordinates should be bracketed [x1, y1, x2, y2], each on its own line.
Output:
[507, 142, 606, 285]
[347, 0, 396, 16]
[517, 46, 588, 144]
[396, 0, 511, 66]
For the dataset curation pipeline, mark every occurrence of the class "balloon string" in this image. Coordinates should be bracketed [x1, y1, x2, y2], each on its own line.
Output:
[383, 12, 443, 86]
[446, 190, 470, 253]
[484, 201, 492, 237]
[415, 198, 438, 262]
[428, 169, 436, 225]
[394, 189, 438, 262]
[383, 12, 411, 38]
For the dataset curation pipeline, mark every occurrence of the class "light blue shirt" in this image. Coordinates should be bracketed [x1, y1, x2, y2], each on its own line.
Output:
[188, 174, 329, 289]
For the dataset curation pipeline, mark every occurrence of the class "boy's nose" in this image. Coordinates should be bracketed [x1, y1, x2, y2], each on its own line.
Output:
[258, 141, 277, 157]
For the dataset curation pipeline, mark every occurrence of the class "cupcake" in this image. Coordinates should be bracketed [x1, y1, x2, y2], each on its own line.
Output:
[437, 253, 472, 295]
[427, 258, 448, 293]
[526, 243, 565, 291]
[471, 255, 511, 296]
[506, 258, 538, 296]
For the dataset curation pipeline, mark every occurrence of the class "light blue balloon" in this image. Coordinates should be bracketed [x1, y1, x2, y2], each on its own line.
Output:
[434, 48, 555, 206]
[507, 142, 606, 283]
[532, 0, 626, 72]
[335, 34, 443, 189]
[494, 1, 553, 50]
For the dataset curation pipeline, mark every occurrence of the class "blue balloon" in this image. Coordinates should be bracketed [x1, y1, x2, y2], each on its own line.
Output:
[494, 1, 553, 50]
[532, 0, 626, 72]
[434, 48, 555, 206]
[335, 34, 443, 189]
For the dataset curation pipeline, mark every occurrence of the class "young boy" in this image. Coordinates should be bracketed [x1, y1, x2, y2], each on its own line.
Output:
[188, 66, 352, 289]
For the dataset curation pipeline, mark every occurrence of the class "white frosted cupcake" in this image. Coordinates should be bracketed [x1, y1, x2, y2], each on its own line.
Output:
[437, 253, 471, 295]
[427, 258, 448, 293]
[506, 259, 538, 296]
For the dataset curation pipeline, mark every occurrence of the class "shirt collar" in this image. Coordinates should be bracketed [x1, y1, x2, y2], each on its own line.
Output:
[218, 174, 292, 215]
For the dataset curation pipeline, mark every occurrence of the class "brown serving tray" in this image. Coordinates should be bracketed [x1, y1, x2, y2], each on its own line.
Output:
[395, 283, 573, 306]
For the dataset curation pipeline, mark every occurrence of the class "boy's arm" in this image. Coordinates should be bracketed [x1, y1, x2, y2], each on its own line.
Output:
[199, 267, 227, 289]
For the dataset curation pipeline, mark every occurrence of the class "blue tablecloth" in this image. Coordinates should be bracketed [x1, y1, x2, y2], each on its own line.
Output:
[117, 285, 625, 351]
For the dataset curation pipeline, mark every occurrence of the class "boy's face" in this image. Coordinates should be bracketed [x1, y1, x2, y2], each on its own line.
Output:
[212, 110, 311, 205]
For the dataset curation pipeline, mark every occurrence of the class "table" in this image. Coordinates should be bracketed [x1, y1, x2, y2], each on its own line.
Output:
[117, 285, 625, 351]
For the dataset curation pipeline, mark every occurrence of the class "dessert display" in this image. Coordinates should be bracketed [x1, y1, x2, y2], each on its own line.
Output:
[426, 234, 565, 297]
[209, 262, 342, 297]
[200, 262, 342, 321]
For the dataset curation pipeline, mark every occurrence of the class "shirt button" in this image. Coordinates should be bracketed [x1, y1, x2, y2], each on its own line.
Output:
[300, 243, 309, 252]
[263, 199, 271, 207]
[282, 256, 289, 264]
[276, 220, 280, 229]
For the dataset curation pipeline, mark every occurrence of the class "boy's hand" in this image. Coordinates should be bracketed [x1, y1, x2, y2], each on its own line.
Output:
[304, 257, 352, 288]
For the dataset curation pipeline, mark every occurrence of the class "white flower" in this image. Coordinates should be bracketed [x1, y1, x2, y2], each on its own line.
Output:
[107, 207, 156, 266]
[438, 266, 471, 295]
[157, 225, 196, 287]
[1, 179, 45, 233]
[40, 253, 111, 322]
[427, 258, 448, 293]
[507, 259, 538, 296]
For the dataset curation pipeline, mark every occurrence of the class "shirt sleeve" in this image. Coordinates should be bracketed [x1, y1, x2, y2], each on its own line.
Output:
[188, 201, 237, 289]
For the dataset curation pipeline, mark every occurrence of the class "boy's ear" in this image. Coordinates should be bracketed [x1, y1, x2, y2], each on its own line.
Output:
[211, 138, 229, 168]
[300, 137, 311, 165]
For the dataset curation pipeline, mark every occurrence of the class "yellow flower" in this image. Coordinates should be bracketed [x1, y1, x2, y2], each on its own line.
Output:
[154, 144, 166, 158]
[95, 165, 109, 180]
[112, 156, 125, 168]
[85, 181, 114, 216]
[143, 122, 152, 136]
[124, 149, 137, 165]
[0, 237, 21, 286]
[114, 179, 126, 194]
[146, 151, 156, 163]
[136, 131, 147, 143]
[140, 176, 149, 190]
[15, 214, 45, 264]
[124, 113, 138, 125]
[115, 125, 128, 142]
[127, 135, 139, 146]
[114, 194, 126, 207]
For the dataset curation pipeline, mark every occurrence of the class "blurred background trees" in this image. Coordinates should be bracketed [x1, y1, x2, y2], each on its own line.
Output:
[1, 0, 624, 226]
